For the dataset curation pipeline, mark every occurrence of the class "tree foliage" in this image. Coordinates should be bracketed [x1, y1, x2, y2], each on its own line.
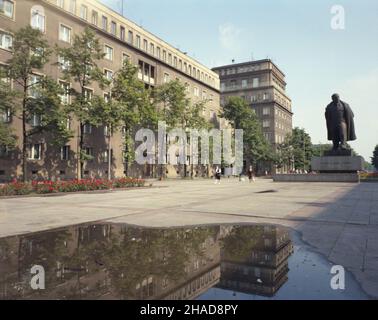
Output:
[221, 96, 272, 166]
[371, 145, 378, 171]
[3, 26, 72, 181]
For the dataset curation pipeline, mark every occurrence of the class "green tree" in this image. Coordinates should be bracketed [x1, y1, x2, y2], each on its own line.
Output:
[221, 96, 272, 171]
[154, 80, 209, 178]
[110, 59, 158, 176]
[155, 80, 188, 128]
[282, 127, 313, 171]
[5, 26, 72, 182]
[0, 69, 17, 149]
[56, 27, 108, 179]
[371, 145, 378, 171]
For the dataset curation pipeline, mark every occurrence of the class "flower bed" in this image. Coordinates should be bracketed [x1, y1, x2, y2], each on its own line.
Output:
[0, 178, 146, 196]
[359, 172, 378, 182]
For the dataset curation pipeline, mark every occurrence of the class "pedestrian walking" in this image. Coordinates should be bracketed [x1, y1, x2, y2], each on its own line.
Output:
[214, 166, 221, 184]
[247, 165, 255, 183]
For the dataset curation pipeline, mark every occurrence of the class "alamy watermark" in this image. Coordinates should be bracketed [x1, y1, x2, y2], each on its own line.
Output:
[330, 265, 345, 290]
[330, 5, 345, 30]
[134, 121, 244, 174]
[30, 265, 45, 290]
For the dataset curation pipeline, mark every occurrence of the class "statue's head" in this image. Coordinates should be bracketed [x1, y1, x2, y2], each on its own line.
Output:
[332, 93, 340, 103]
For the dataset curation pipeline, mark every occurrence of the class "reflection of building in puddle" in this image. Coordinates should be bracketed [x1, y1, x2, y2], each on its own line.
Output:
[218, 225, 293, 297]
[0, 224, 292, 300]
[0, 225, 221, 300]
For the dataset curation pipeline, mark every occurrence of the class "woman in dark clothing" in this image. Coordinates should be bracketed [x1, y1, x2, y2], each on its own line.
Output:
[247, 165, 255, 183]
[214, 166, 221, 184]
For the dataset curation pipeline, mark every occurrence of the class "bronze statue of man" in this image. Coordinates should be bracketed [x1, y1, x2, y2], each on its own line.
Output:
[325, 94, 356, 150]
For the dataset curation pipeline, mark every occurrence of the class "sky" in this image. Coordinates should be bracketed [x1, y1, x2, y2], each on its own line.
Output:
[101, 0, 378, 160]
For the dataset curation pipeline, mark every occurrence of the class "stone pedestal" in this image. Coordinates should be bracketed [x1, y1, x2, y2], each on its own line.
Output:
[273, 155, 363, 183]
[311, 156, 363, 173]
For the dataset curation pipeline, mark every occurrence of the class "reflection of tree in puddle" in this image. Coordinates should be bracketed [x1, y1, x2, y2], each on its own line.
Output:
[0, 224, 293, 299]
[102, 227, 218, 299]
[0, 225, 220, 299]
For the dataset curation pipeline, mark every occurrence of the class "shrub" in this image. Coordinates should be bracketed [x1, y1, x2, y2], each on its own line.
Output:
[0, 177, 146, 196]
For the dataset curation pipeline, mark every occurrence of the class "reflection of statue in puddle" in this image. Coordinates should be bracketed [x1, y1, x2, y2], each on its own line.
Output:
[218, 225, 293, 297]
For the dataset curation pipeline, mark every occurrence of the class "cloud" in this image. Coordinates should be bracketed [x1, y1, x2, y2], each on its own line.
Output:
[218, 23, 243, 52]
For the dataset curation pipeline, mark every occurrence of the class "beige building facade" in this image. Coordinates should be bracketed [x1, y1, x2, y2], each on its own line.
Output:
[0, 0, 221, 181]
[212, 59, 293, 174]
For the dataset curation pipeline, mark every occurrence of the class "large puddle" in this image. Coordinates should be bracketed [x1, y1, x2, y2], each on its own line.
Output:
[0, 223, 369, 300]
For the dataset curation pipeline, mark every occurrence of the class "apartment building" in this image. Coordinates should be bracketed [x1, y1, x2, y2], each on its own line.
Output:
[212, 59, 293, 174]
[0, 0, 221, 181]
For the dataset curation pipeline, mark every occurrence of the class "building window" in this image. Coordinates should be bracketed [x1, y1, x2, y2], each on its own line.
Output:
[1, 108, 11, 123]
[168, 53, 172, 65]
[120, 26, 125, 40]
[28, 143, 42, 160]
[122, 52, 130, 63]
[69, 0, 76, 14]
[103, 149, 112, 163]
[102, 16, 108, 31]
[156, 47, 160, 59]
[194, 87, 199, 97]
[58, 55, 70, 70]
[263, 107, 270, 115]
[59, 24, 71, 43]
[30, 114, 42, 127]
[57, 0, 64, 9]
[162, 50, 166, 62]
[59, 81, 70, 104]
[104, 69, 113, 81]
[242, 79, 248, 88]
[136, 35, 141, 48]
[110, 21, 116, 35]
[80, 5, 87, 20]
[150, 43, 154, 56]
[163, 73, 169, 83]
[104, 45, 113, 61]
[263, 120, 270, 128]
[0, 31, 12, 50]
[173, 57, 177, 68]
[83, 88, 93, 101]
[103, 92, 110, 103]
[104, 124, 112, 136]
[128, 30, 133, 44]
[0, 0, 14, 18]
[0, 145, 8, 157]
[31, 7, 45, 32]
[143, 39, 148, 51]
[84, 147, 93, 158]
[83, 123, 92, 134]
[28, 74, 42, 98]
[61, 145, 70, 160]
[252, 77, 259, 88]
[91, 10, 98, 25]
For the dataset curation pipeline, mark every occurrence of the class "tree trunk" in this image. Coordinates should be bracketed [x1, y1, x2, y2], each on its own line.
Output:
[22, 86, 27, 183]
[108, 130, 111, 180]
[77, 122, 84, 180]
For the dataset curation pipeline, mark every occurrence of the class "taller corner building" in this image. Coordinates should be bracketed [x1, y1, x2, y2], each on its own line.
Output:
[212, 60, 294, 174]
[0, 0, 221, 180]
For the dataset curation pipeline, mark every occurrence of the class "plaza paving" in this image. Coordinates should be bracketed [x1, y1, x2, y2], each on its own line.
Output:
[1, 178, 378, 298]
